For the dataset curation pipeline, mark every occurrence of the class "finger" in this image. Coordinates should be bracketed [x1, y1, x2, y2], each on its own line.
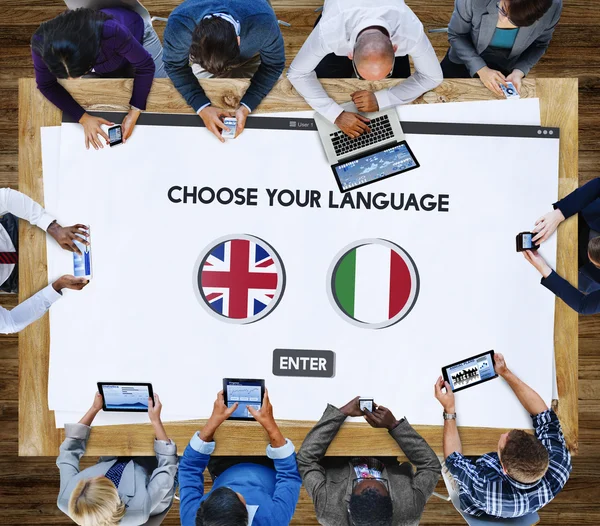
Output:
[70, 242, 82, 255]
[90, 133, 101, 150]
[88, 133, 99, 150]
[99, 118, 114, 126]
[247, 405, 258, 417]
[227, 402, 239, 414]
[74, 233, 90, 245]
[148, 397, 154, 409]
[444, 381, 452, 391]
[356, 114, 371, 123]
[213, 119, 230, 132]
[217, 390, 224, 402]
[85, 135, 90, 150]
[97, 128, 110, 143]
[363, 410, 378, 427]
[209, 126, 225, 143]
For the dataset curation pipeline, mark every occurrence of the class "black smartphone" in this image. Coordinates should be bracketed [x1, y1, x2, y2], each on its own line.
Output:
[222, 378, 265, 421]
[359, 398, 374, 412]
[108, 125, 123, 147]
[441, 350, 497, 393]
[516, 232, 539, 252]
[97, 382, 154, 412]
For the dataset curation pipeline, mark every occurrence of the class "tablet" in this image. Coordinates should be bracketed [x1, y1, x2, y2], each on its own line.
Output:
[223, 378, 265, 421]
[331, 141, 420, 193]
[97, 382, 153, 412]
[442, 351, 497, 393]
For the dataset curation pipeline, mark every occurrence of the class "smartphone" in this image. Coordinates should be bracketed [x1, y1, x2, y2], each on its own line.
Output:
[108, 125, 123, 146]
[359, 398, 374, 412]
[516, 232, 539, 252]
[73, 226, 92, 279]
[500, 82, 520, 99]
[221, 117, 237, 139]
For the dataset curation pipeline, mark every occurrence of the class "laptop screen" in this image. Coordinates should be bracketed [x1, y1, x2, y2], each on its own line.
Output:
[332, 141, 419, 193]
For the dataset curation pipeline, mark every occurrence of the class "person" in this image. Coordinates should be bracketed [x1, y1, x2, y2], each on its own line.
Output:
[179, 390, 301, 526]
[523, 177, 600, 314]
[287, 0, 442, 139]
[441, 0, 562, 96]
[57, 392, 178, 525]
[0, 188, 89, 334]
[32, 6, 166, 150]
[163, 0, 285, 143]
[434, 353, 572, 518]
[297, 396, 441, 525]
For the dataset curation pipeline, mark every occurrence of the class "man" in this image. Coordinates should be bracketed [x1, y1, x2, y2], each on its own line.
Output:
[434, 353, 572, 518]
[297, 396, 440, 525]
[163, 0, 285, 143]
[0, 188, 89, 334]
[179, 390, 301, 526]
[287, 0, 442, 138]
[523, 177, 600, 314]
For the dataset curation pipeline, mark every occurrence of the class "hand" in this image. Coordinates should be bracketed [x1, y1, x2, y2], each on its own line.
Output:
[476, 66, 507, 97]
[334, 111, 371, 138]
[506, 69, 525, 94]
[79, 113, 113, 150]
[199, 391, 238, 442]
[351, 91, 379, 113]
[199, 106, 234, 143]
[522, 249, 552, 278]
[91, 391, 104, 413]
[434, 376, 456, 413]
[147, 393, 162, 424]
[234, 105, 250, 138]
[247, 390, 277, 430]
[494, 353, 508, 377]
[122, 108, 141, 143]
[52, 275, 89, 292]
[339, 396, 365, 417]
[533, 209, 565, 244]
[362, 404, 400, 430]
[79, 392, 104, 426]
[47, 222, 89, 254]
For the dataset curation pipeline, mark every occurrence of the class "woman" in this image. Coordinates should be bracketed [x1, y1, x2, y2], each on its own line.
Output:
[57, 392, 178, 525]
[441, 0, 562, 96]
[32, 7, 165, 150]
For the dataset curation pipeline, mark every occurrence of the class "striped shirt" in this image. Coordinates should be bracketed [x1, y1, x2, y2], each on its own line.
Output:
[445, 409, 572, 518]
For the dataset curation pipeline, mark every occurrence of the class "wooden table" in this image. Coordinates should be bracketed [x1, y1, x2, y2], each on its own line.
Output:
[18, 77, 578, 457]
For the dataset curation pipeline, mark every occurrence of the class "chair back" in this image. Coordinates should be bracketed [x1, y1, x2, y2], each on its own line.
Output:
[63, 0, 151, 23]
[442, 469, 540, 525]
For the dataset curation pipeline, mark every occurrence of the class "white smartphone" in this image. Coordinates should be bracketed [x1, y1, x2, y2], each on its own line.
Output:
[222, 117, 237, 139]
[500, 82, 520, 99]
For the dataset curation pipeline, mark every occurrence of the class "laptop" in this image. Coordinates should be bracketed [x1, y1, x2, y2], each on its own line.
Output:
[314, 103, 419, 193]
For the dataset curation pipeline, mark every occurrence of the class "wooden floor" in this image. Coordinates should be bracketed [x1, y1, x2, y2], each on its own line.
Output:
[0, 1, 599, 524]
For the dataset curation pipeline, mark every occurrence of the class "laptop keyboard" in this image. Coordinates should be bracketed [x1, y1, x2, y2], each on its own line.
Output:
[331, 115, 394, 157]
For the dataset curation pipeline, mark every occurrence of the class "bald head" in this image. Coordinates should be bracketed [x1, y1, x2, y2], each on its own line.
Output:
[353, 29, 395, 80]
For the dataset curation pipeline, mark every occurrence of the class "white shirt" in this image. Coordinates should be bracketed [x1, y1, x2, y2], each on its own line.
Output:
[0, 188, 58, 334]
[287, 0, 443, 123]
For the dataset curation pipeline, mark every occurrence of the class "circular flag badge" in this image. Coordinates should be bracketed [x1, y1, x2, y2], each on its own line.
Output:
[193, 234, 286, 324]
[327, 239, 419, 329]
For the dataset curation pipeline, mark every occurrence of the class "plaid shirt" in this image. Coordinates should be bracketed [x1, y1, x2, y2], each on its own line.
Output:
[445, 409, 572, 518]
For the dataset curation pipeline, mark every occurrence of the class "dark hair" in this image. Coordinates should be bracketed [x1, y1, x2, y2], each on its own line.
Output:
[31, 8, 109, 79]
[196, 487, 248, 526]
[589, 236, 600, 265]
[501, 429, 549, 483]
[506, 0, 553, 27]
[348, 488, 393, 526]
[189, 17, 240, 76]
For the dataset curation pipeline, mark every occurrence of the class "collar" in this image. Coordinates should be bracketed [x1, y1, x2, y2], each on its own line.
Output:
[203, 13, 241, 36]
[350, 18, 393, 48]
[485, 454, 542, 490]
[246, 504, 259, 525]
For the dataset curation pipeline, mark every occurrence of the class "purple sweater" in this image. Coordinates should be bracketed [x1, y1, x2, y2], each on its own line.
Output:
[32, 7, 155, 121]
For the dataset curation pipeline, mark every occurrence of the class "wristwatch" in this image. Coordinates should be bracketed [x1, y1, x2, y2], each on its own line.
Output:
[443, 412, 457, 420]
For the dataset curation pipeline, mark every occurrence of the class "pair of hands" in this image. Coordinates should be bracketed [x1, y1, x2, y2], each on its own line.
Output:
[199, 105, 249, 143]
[79, 109, 140, 150]
[340, 396, 400, 430]
[89, 391, 164, 423]
[47, 222, 90, 292]
[477, 67, 524, 97]
[334, 90, 379, 138]
[434, 353, 509, 413]
[522, 208, 566, 278]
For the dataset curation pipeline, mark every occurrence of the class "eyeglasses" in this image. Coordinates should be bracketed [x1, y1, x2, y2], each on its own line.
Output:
[496, 1, 515, 24]
[351, 55, 394, 81]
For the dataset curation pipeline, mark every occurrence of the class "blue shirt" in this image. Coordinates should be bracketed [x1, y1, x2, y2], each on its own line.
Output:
[445, 410, 571, 518]
[489, 27, 519, 49]
[179, 433, 301, 526]
[163, 0, 285, 112]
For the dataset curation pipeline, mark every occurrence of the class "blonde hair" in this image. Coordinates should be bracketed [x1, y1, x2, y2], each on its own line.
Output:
[68, 477, 126, 526]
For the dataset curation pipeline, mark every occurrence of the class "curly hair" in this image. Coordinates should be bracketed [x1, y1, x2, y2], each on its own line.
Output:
[348, 487, 393, 526]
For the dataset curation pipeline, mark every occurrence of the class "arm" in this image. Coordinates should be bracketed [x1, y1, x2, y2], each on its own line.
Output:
[542, 270, 600, 315]
[179, 435, 212, 526]
[287, 28, 345, 123]
[0, 284, 61, 335]
[495, 353, 548, 415]
[434, 377, 462, 459]
[163, 14, 210, 112]
[296, 404, 347, 512]
[239, 15, 285, 111]
[512, 3, 562, 76]
[374, 31, 443, 109]
[266, 441, 303, 524]
[554, 177, 600, 220]
[447, 0, 487, 77]
[0, 188, 55, 231]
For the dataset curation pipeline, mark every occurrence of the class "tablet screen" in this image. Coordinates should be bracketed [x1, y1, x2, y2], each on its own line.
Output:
[444, 352, 496, 392]
[101, 384, 151, 411]
[333, 142, 419, 192]
[225, 380, 263, 419]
